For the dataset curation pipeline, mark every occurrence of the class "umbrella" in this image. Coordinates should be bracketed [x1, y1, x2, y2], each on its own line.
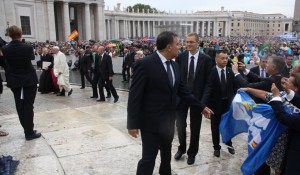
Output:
[106, 43, 116, 48]
[121, 40, 133, 45]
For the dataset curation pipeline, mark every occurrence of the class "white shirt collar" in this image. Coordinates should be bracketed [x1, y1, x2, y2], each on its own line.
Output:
[157, 51, 169, 64]
[216, 65, 226, 72]
[188, 51, 199, 60]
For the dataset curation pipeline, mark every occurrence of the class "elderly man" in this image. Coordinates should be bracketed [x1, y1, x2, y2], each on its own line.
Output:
[52, 46, 73, 96]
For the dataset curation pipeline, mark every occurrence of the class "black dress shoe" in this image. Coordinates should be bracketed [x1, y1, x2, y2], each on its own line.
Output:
[114, 96, 119, 103]
[228, 147, 235, 155]
[25, 132, 41, 141]
[187, 156, 195, 165]
[106, 95, 111, 98]
[80, 87, 85, 89]
[56, 92, 65, 96]
[174, 150, 185, 160]
[90, 96, 98, 98]
[97, 99, 105, 102]
[68, 89, 73, 96]
[214, 150, 220, 157]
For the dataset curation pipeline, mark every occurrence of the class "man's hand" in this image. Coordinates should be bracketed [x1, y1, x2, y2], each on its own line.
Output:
[231, 62, 239, 74]
[109, 76, 113, 81]
[202, 107, 214, 119]
[271, 83, 280, 97]
[281, 77, 291, 94]
[237, 62, 246, 72]
[128, 129, 139, 138]
[58, 72, 62, 75]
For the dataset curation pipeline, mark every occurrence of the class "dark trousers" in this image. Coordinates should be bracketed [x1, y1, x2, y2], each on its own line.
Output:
[211, 99, 232, 150]
[0, 74, 3, 94]
[137, 130, 174, 175]
[80, 69, 85, 88]
[99, 78, 117, 100]
[92, 75, 111, 99]
[122, 67, 130, 81]
[84, 69, 93, 85]
[175, 101, 202, 157]
[11, 85, 37, 136]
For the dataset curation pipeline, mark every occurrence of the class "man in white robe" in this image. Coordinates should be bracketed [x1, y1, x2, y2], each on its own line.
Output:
[52, 46, 72, 96]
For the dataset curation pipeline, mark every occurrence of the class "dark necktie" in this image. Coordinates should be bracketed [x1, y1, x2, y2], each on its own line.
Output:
[221, 69, 227, 99]
[98, 55, 102, 66]
[261, 69, 265, 78]
[166, 61, 173, 87]
[187, 56, 195, 90]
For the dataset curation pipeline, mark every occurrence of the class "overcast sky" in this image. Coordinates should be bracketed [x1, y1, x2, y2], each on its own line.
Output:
[104, 0, 296, 18]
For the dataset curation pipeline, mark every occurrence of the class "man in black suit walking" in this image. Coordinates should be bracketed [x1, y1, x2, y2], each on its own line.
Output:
[232, 55, 286, 175]
[122, 49, 130, 82]
[206, 50, 237, 157]
[127, 31, 214, 175]
[174, 33, 213, 165]
[94, 46, 119, 103]
[77, 48, 86, 89]
[1, 25, 41, 140]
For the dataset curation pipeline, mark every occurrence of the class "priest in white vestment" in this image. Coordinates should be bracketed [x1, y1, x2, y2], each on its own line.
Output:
[52, 46, 72, 96]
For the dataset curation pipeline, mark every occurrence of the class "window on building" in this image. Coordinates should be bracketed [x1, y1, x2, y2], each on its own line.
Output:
[231, 23, 234, 27]
[273, 24, 275, 27]
[278, 29, 280, 31]
[267, 24, 269, 27]
[238, 23, 240, 27]
[20, 16, 31, 35]
[278, 24, 280, 27]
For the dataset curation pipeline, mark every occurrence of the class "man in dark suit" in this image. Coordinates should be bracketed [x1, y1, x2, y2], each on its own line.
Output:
[94, 46, 119, 103]
[174, 33, 213, 165]
[232, 55, 286, 175]
[282, 54, 294, 77]
[122, 49, 130, 82]
[1, 25, 41, 140]
[250, 56, 269, 78]
[127, 31, 214, 175]
[77, 48, 86, 89]
[206, 50, 237, 157]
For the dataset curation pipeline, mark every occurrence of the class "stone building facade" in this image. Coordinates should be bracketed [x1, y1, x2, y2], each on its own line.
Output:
[0, 0, 293, 41]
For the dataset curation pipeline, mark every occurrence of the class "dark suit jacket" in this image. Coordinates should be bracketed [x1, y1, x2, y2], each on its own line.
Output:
[235, 71, 275, 91]
[206, 67, 237, 115]
[78, 54, 84, 71]
[95, 53, 114, 80]
[269, 100, 300, 174]
[250, 66, 269, 77]
[40, 54, 54, 69]
[1, 40, 38, 88]
[122, 53, 130, 69]
[175, 51, 213, 104]
[81, 50, 93, 72]
[282, 65, 292, 77]
[127, 52, 205, 133]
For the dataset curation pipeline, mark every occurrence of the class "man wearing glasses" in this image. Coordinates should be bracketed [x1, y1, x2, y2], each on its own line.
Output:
[174, 32, 213, 165]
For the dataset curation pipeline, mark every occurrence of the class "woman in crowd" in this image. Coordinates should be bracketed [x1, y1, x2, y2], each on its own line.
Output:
[240, 71, 300, 175]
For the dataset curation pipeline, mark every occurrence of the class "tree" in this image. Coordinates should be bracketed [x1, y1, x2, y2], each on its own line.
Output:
[126, 3, 158, 13]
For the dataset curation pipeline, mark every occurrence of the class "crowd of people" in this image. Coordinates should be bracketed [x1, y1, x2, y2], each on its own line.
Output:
[1, 25, 300, 175]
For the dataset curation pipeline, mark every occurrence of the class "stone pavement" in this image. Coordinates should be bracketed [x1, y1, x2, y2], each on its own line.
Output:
[0, 84, 250, 175]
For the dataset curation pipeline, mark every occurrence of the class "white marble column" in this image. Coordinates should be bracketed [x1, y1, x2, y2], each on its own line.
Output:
[213, 21, 217, 36]
[147, 21, 150, 37]
[141, 20, 145, 37]
[107, 19, 111, 39]
[201, 21, 205, 36]
[96, 3, 105, 40]
[137, 21, 141, 38]
[84, 3, 91, 40]
[128, 21, 132, 38]
[133, 21, 136, 38]
[207, 21, 211, 36]
[63, 2, 71, 41]
[196, 21, 199, 35]
[152, 21, 156, 37]
[46, 0, 56, 41]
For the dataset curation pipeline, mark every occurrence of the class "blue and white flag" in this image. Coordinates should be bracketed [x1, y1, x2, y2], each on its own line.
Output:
[219, 90, 287, 175]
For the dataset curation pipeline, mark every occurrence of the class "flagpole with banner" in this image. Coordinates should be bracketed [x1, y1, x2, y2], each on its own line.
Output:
[68, 29, 79, 41]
